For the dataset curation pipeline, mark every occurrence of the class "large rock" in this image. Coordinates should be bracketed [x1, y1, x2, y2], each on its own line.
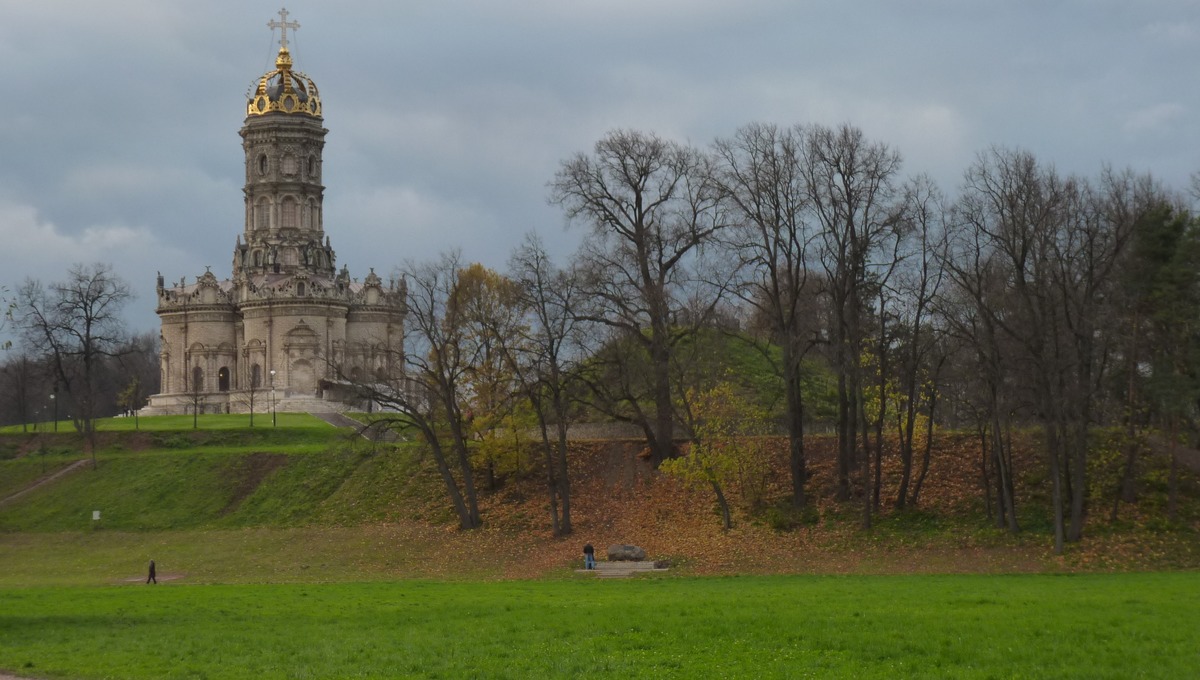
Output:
[607, 544, 647, 561]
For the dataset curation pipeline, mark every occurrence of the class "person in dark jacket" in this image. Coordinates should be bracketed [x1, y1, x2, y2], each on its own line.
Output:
[583, 544, 595, 570]
[147, 559, 157, 584]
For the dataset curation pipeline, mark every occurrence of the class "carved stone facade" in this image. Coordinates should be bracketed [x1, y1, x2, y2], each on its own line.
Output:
[144, 29, 404, 415]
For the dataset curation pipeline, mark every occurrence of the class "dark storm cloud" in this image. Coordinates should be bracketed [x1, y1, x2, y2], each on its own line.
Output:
[1, 0, 1197, 333]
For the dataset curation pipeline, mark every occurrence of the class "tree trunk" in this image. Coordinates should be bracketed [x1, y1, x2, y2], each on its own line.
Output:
[1112, 314, 1140, 522]
[860, 387, 872, 530]
[993, 412, 1019, 533]
[1168, 430, 1179, 523]
[536, 414, 561, 536]
[909, 383, 939, 507]
[445, 399, 482, 529]
[979, 422, 994, 522]
[421, 425, 474, 530]
[650, 332, 675, 467]
[895, 393, 916, 510]
[1067, 421, 1088, 542]
[710, 479, 732, 531]
[836, 371, 853, 501]
[784, 348, 808, 508]
[555, 410, 573, 536]
[1046, 424, 1065, 554]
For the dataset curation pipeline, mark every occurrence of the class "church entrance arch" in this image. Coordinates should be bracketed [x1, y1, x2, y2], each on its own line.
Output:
[290, 359, 316, 395]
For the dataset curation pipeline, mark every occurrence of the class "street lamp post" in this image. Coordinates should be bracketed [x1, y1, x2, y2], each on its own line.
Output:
[270, 369, 277, 427]
[50, 392, 57, 433]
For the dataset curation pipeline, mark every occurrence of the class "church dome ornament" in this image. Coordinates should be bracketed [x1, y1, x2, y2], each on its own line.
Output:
[247, 8, 322, 118]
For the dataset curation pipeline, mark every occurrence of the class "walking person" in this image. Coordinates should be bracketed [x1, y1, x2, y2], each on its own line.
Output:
[583, 544, 595, 570]
[147, 559, 157, 584]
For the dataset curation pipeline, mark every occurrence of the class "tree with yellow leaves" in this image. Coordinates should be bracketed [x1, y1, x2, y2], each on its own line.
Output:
[661, 381, 771, 530]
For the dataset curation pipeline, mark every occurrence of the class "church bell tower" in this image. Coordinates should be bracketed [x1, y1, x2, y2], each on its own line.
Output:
[235, 8, 335, 278]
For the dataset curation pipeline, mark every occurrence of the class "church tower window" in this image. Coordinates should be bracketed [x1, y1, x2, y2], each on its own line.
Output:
[258, 154, 269, 176]
[282, 197, 298, 229]
[282, 155, 298, 176]
[256, 197, 271, 230]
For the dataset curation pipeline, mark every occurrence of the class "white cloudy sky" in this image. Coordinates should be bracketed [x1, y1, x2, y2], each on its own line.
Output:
[1, 0, 1198, 332]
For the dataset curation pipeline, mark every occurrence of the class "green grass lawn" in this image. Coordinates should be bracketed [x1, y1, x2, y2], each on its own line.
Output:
[0, 446, 396, 532]
[0, 573, 1195, 679]
[0, 412, 338, 434]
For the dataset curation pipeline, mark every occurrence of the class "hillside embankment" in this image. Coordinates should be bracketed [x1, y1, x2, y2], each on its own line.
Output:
[1, 420, 1198, 585]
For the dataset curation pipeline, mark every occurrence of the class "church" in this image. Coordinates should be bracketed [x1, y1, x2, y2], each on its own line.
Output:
[143, 10, 406, 415]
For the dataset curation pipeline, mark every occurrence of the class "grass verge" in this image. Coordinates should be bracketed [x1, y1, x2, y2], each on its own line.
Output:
[0, 573, 1196, 679]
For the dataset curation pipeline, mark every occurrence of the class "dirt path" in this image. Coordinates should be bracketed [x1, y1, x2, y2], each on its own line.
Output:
[312, 412, 400, 442]
[0, 459, 89, 507]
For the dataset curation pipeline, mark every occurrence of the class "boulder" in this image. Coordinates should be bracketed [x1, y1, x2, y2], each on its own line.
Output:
[607, 544, 647, 561]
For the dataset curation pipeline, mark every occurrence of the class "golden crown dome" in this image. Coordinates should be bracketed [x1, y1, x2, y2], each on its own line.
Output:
[247, 46, 322, 117]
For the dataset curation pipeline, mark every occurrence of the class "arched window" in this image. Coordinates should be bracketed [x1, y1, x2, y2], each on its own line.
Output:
[256, 197, 271, 230]
[281, 197, 297, 229]
[296, 282, 306, 297]
[192, 366, 204, 392]
[258, 154, 268, 176]
[282, 155, 297, 176]
[218, 367, 230, 392]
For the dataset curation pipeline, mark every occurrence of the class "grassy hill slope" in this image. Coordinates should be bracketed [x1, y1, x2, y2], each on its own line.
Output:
[1, 415, 1199, 585]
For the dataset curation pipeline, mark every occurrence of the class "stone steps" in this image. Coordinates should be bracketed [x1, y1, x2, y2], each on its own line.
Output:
[578, 561, 668, 579]
[274, 396, 350, 413]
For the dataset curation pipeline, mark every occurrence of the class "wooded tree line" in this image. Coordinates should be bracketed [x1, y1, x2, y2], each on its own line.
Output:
[2, 125, 1195, 552]
[357, 123, 1200, 552]
[0, 264, 158, 463]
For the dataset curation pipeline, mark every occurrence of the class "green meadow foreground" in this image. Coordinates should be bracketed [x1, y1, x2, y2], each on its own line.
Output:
[3, 416, 1200, 677]
[2, 574, 1197, 679]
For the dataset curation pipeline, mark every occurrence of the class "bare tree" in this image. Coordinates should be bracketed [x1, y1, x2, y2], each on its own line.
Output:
[551, 129, 730, 466]
[340, 252, 486, 530]
[115, 331, 160, 430]
[16, 263, 132, 466]
[0, 352, 44, 431]
[187, 377, 206, 429]
[891, 175, 950, 509]
[234, 382, 264, 427]
[938, 228, 1022, 534]
[712, 122, 822, 508]
[1, 285, 13, 351]
[803, 124, 905, 505]
[946, 149, 1153, 551]
[506, 234, 586, 535]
